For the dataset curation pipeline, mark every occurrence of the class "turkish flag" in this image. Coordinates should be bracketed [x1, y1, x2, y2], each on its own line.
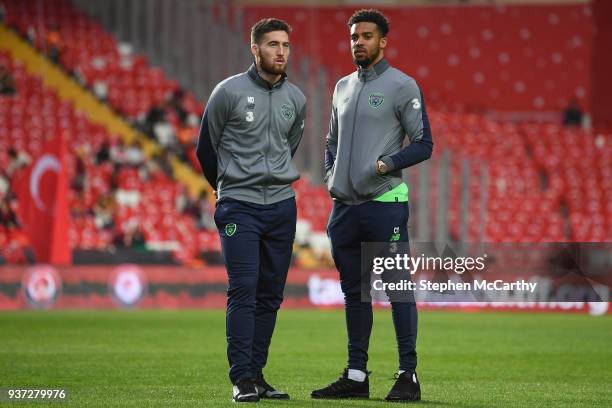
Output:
[15, 136, 71, 265]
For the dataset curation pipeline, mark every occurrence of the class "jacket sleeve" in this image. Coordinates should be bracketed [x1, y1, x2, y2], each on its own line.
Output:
[381, 79, 433, 171]
[196, 85, 230, 189]
[324, 85, 339, 179]
[288, 100, 307, 158]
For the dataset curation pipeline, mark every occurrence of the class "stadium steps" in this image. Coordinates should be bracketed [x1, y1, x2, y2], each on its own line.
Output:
[0, 23, 207, 197]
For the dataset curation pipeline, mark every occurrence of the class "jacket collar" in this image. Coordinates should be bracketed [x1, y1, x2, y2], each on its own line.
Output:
[357, 58, 390, 82]
[247, 63, 287, 90]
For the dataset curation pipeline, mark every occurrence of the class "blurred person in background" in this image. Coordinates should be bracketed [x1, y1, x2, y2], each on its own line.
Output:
[139, 89, 197, 164]
[26, 24, 36, 45]
[92, 192, 116, 230]
[177, 124, 197, 151]
[0, 64, 16, 95]
[6, 148, 30, 178]
[312, 9, 432, 402]
[167, 89, 189, 125]
[194, 190, 216, 230]
[113, 220, 146, 250]
[196, 17, 306, 403]
[0, 171, 9, 198]
[154, 150, 174, 179]
[0, 2, 6, 23]
[562, 98, 583, 127]
[142, 104, 165, 139]
[0, 196, 19, 230]
[45, 23, 64, 64]
[0, 194, 34, 263]
[178, 189, 216, 231]
[124, 140, 145, 167]
[95, 139, 111, 164]
[71, 145, 88, 193]
[110, 138, 128, 165]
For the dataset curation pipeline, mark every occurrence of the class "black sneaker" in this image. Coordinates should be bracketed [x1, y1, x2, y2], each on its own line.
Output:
[254, 374, 290, 399]
[385, 371, 421, 402]
[232, 378, 260, 403]
[311, 369, 369, 399]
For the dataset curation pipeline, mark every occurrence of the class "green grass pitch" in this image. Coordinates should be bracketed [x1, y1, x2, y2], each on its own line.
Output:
[0, 309, 611, 407]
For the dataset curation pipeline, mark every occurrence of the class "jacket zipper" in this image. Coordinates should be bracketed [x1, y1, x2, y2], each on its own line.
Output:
[347, 77, 366, 201]
[263, 90, 273, 204]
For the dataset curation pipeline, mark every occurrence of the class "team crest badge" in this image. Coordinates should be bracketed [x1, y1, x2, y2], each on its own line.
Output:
[280, 104, 294, 120]
[225, 223, 237, 236]
[368, 93, 384, 108]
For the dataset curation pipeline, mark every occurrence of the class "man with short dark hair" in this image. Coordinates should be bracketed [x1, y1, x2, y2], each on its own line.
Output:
[196, 18, 306, 403]
[311, 9, 433, 402]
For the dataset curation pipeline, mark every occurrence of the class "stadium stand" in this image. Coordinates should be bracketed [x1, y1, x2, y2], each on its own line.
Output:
[0, 0, 609, 269]
[0, 47, 220, 265]
[240, 3, 593, 113]
[521, 123, 610, 242]
[2, 0, 208, 180]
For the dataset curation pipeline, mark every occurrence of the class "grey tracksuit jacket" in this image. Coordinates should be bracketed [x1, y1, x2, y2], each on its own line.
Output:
[196, 64, 307, 205]
[324, 58, 433, 204]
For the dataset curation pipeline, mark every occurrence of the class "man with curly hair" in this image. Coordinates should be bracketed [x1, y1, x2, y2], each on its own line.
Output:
[312, 8, 433, 402]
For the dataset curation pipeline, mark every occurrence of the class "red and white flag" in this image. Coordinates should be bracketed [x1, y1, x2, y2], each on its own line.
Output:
[15, 136, 71, 264]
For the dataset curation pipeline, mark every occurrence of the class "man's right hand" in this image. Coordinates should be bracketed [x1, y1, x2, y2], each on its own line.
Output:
[376, 160, 389, 175]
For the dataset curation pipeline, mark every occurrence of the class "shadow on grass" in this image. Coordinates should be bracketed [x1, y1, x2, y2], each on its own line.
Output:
[254, 397, 487, 408]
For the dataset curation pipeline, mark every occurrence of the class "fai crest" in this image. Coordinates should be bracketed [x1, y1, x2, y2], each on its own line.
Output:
[368, 93, 384, 109]
[280, 104, 294, 120]
[225, 223, 237, 237]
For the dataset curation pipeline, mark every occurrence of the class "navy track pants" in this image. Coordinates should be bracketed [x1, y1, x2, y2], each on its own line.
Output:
[328, 200, 418, 372]
[214, 197, 296, 384]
